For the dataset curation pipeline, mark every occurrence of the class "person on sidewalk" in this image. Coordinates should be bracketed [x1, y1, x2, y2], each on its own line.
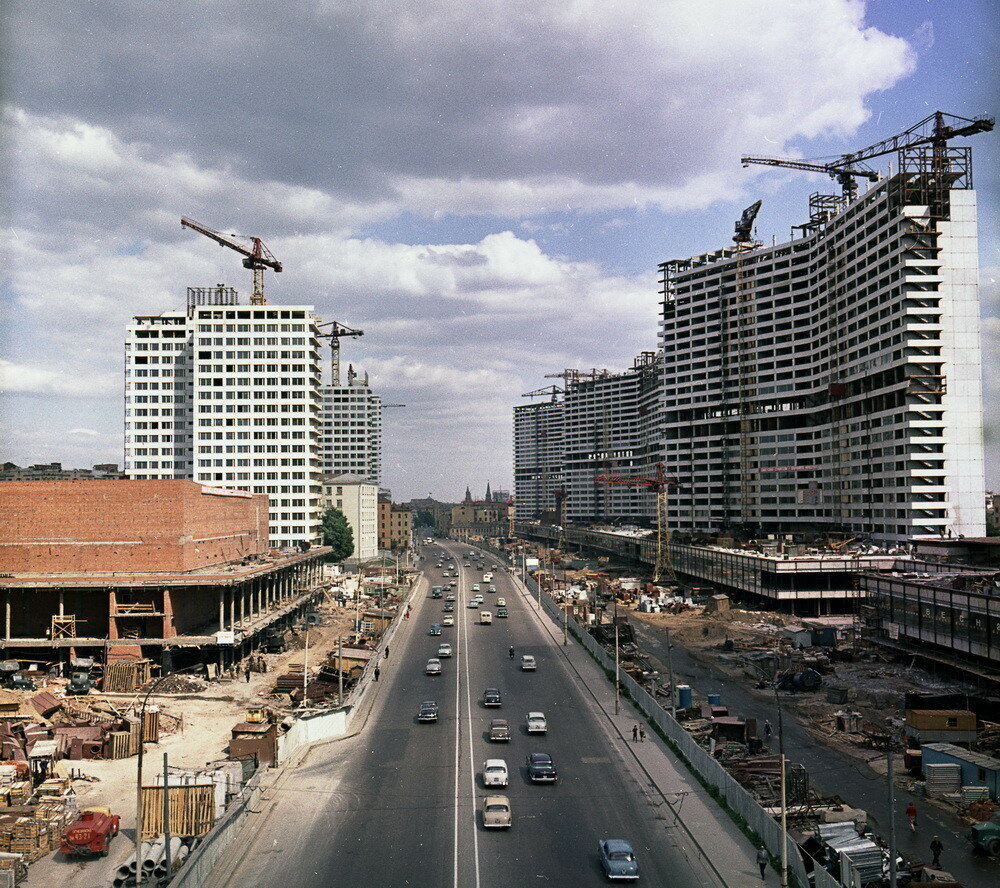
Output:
[384, 645, 390, 660]
[764, 720, 772, 742]
[373, 666, 381, 682]
[756, 845, 768, 879]
[639, 727, 646, 742]
[245, 666, 251, 683]
[905, 802, 917, 832]
[632, 725, 639, 742]
[930, 836, 943, 867]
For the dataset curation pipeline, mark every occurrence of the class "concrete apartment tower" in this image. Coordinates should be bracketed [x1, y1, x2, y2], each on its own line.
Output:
[124, 286, 326, 549]
[320, 364, 382, 484]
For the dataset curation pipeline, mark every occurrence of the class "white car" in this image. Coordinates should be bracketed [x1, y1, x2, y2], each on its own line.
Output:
[483, 759, 509, 787]
[425, 658, 442, 675]
[488, 585, 497, 593]
[521, 655, 537, 671]
[526, 712, 547, 734]
[437, 643, 453, 658]
[468, 599, 480, 608]
[442, 615, 455, 626]
[472, 584, 481, 592]
[483, 573, 493, 583]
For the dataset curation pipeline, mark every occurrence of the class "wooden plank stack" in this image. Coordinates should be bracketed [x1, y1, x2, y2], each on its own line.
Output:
[102, 659, 153, 692]
[105, 731, 131, 760]
[140, 784, 215, 839]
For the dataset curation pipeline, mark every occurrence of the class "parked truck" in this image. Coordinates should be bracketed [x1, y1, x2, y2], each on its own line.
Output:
[60, 807, 120, 857]
[66, 657, 95, 695]
[969, 811, 1000, 856]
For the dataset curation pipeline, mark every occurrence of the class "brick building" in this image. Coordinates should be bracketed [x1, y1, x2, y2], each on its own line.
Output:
[0, 480, 327, 671]
[378, 500, 413, 552]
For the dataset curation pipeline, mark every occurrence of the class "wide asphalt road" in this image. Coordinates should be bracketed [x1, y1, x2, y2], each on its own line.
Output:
[214, 541, 713, 888]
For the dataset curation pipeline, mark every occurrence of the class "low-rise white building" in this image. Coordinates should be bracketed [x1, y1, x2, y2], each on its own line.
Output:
[322, 473, 379, 560]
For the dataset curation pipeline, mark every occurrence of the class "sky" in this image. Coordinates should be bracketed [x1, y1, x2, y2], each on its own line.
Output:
[1, 0, 997, 503]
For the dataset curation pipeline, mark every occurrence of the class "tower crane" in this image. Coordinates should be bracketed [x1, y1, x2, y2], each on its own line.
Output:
[180, 217, 282, 305]
[317, 320, 364, 386]
[520, 385, 563, 402]
[741, 111, 993, 201]
[593, 463, 678, 585]
[545, 368, 609, 387]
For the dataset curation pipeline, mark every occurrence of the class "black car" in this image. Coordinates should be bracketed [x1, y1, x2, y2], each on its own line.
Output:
[496, 607, 508, 618]
[418, 701, 439, 722]
[443, 603, 454, 612]
[483, 688, 502, 707]
[526, 752, 558, 783]
[488, 719, 511, 742]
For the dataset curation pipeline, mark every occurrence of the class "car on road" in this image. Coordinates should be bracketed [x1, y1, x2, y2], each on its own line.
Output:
[526, 752, 558, 783]
[482, 795, 512, 829]
[445, 593, 456, 601]
[425, 658, 442, 675]
[488, 585, 497, 593]
[417, 701, 438, 722]
[443, 603, 454, 613]
[496, 607, 508, 618]
[480, 611, 493, 624]
[520, 655, 537, 671]
[442, 615, 455, 626]
[526, 712, 547, 734]
[437, 643, 452, 658]
[482, 759, 508, 787]
[483, 688, 502, 707]
[448, 581, 457, 588]
[472, 584, 481, 592]
[431, 586, 443, 598]
[483, 573, 493, 582]
[496, 597, 506, 607]
[488, 719, 511, 742]
[598, 839, 639, 881]
[468, 599, 480, 608]
[429, 624, 442, 635]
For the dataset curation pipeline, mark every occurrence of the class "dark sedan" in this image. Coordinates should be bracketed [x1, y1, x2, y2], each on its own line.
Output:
[488, 719, 511, 742]
[417, 701, 439, 722]
[483, 688, 502, 707]
[526, 752, 558, 783]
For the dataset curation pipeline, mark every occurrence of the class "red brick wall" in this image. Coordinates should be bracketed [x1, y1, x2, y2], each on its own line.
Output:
[0, 481, 269, 574]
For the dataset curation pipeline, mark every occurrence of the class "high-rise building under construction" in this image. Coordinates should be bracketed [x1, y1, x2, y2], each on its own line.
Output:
[515, 118, 988, 542]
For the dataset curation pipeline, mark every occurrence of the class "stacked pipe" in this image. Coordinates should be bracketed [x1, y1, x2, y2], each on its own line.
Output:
[111, 836, 190, 887]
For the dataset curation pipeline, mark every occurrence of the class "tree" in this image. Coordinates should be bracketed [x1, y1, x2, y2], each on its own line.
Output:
[320, 508, 354, 561]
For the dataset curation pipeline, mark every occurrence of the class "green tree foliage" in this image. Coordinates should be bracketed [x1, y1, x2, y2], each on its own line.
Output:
[415, 509, 435, 528]
[321, 508, 354, 561]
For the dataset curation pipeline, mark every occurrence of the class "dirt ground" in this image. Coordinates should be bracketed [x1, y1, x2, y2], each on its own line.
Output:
[22, 595, 365, 888]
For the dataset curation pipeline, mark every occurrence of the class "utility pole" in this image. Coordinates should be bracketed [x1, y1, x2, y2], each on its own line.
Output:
[163, 752, 172, 878]
[888, 747, 897, 888]
[780, 753, 788, 888]
[302, 627, 309, 707]
[614, 621, 620, 715]
[665, 628, 676, 715]
[338, 636, 344, 706]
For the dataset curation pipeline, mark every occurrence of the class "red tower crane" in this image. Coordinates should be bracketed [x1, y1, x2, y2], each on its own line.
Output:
[593, 463, 677, 585]
[181, 217, 283, 305]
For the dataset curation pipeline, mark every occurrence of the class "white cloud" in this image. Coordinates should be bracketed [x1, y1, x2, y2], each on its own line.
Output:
[0, 359, 118, 397]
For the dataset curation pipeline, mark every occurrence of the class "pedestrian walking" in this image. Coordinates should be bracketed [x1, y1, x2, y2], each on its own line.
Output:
[764, 720, 772, 741]
[756, 845, 768, 880]
[632, 725, 639, 742]
[384, 645, 389, 659]
[509, 646, 515, 659]
[905, 802, 917, 832]
[373, 666, 381, 682]
[245, 666, 251, 683]
[639, 727, 646, 743]
[930, 836, 943, 867]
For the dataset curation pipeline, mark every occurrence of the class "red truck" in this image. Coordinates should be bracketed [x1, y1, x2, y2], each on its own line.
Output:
[60, 807, 120, 857]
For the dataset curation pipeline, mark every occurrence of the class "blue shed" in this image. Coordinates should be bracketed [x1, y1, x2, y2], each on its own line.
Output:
[921, 742, 1000, 801]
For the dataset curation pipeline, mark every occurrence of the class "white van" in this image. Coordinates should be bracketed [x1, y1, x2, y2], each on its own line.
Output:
[480, 611, 493, 624]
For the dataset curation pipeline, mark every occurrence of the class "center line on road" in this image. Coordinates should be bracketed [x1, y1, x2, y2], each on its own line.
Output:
[452, 547, 462, 888]
[460, 554, 482, 888]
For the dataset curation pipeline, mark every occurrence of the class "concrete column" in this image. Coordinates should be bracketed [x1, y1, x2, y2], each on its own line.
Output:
[218, 588, 225, 633]
[58, 590, 64, 618]
[238, 584, 245, 627]
[5, 593, 10, 641]
[228, 587, 235, 630]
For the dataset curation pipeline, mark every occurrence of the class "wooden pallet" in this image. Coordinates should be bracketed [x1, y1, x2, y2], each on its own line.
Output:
[140, 783, 215, 839]
[105, 731, 131, 760]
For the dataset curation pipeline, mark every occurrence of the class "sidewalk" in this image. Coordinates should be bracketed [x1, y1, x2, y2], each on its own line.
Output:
[513, 575, 779, 887]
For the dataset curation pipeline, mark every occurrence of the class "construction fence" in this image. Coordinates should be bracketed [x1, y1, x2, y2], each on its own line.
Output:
[510, 556, 813, 888]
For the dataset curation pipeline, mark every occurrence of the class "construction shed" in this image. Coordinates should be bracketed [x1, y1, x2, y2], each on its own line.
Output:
[921, 743, 1000, 801]
[904, 710, 977, 745]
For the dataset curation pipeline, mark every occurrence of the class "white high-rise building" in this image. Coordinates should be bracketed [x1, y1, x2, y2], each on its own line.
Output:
[515, 149, 987, 542]
[320, 367, 382, 483]
[124, 286, 325, 548]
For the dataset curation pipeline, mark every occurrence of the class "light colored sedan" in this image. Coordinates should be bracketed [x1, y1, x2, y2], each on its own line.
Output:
[437, 643, 453, 658]
[526, 712, 547, 734]
[442, 615, 455, 626]
[425, 658, 442, 675]
[482, 759, 508, 787]
[482, 795, 512, 828]
[520, 655, 537, 671]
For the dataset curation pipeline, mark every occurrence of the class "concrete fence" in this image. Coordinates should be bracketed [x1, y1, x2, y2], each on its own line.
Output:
[507, 556, 812, 888]
[169, 766, 265, 888]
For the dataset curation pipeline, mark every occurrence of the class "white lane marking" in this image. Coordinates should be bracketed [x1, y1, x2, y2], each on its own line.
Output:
[460, 554, 482, 888]
[453, 548, 462, 888]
